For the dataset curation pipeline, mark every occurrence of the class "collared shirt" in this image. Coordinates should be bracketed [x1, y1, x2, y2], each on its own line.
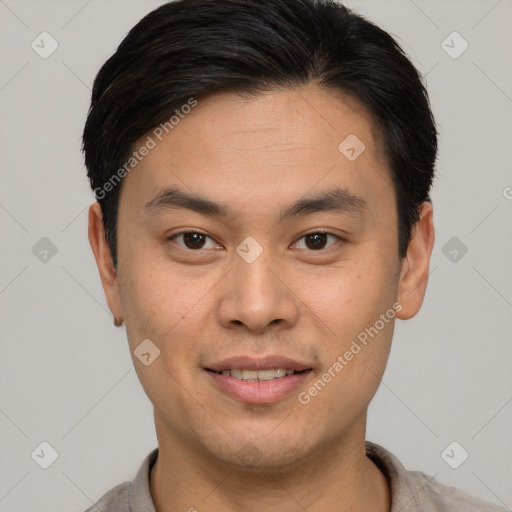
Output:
[84, 441, 507, 511]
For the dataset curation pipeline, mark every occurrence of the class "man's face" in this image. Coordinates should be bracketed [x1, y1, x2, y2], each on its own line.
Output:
[103, 85, 410, 467]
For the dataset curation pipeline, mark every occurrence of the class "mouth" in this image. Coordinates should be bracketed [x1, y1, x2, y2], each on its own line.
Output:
[206, 367, 309, 381]
[204, 356, 314, 404]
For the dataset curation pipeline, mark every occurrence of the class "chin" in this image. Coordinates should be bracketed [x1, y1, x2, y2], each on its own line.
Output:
[199, 421, 313, 470]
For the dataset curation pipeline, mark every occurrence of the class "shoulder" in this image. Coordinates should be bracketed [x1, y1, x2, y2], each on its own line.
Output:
[365, 441, 508, 512]
[411, 469, 508, 511]
[83, 481, 131, 512]
[83, 448, 158, 512]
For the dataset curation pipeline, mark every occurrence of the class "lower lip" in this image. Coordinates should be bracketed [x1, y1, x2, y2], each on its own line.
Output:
[206, 369, 312, 404]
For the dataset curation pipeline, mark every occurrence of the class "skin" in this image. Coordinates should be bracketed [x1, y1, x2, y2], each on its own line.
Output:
[89, 84, 434, 512]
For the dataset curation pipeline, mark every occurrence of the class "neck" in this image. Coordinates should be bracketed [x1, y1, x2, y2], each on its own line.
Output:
[149, 412, 391, 512]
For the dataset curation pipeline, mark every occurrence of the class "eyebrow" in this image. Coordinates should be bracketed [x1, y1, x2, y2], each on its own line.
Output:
[143, 185, 367, 221]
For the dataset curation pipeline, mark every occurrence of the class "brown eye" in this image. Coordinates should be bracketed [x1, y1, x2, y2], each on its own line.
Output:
[170, 232, 220, 250]
[292, 232, 340, 251]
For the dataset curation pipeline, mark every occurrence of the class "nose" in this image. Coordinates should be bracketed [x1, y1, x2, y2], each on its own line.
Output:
[217, 248, 300, 334]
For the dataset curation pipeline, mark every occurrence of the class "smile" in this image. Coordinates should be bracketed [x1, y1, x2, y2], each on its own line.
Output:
[205, 368, 313, 404]
[209, 368, 302, 381]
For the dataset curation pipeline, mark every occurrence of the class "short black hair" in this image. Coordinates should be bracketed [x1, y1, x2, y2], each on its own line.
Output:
[82, 0, 437, 268]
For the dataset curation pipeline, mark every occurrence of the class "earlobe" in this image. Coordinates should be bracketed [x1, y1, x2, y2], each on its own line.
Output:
[396, 201, 435, 320]
[88, 203, 124, 323]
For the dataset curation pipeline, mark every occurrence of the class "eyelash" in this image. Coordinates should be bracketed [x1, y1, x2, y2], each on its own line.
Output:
[167, 230, 343, 252]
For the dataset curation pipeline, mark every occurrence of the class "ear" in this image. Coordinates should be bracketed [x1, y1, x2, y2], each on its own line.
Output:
[396, 201, 435, 320]
[88, 202, 123, 322]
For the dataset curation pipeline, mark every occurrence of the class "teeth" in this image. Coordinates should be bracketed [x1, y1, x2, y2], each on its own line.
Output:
[231, 369, 243, 379]
[258, 369, 281, 381]
[242, 369, 258, 380]
[219, 368, 295, 381]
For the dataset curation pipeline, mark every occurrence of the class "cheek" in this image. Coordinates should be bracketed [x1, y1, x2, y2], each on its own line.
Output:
[119, 255, 206, 339]
[294, 257, 398, 339]
[118, 264, 206, 412]
[118, 257, 223, 399]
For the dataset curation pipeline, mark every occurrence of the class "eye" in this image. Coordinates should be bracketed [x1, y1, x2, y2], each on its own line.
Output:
[291, 231, 341, 251]
[168, 231, 222, 251]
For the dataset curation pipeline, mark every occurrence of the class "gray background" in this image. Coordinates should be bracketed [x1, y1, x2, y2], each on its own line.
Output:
[0, 0, 511, 511]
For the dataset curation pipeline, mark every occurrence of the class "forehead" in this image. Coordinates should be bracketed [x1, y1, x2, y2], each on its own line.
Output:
[175, 85, 381, 156]
[122, 85, 393, 218]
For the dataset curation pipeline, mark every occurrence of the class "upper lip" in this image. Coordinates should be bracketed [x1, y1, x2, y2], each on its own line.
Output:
[205, 355, 312, 372]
